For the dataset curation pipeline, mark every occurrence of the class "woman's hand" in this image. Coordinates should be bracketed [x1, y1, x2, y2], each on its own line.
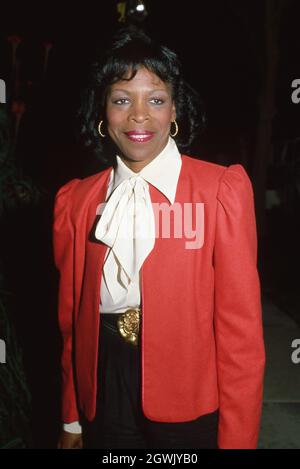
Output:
[57, 430, 83, 449]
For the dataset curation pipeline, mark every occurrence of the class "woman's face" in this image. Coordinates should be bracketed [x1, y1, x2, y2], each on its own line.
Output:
[105, 66, 176, 172]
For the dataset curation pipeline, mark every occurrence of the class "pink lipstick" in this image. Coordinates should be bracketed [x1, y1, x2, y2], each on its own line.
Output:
[124, 131, 154, 143]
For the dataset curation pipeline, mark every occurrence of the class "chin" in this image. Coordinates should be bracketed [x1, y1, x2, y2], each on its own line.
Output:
[123, 140, 166, 159]
[120, 145, 152, 160]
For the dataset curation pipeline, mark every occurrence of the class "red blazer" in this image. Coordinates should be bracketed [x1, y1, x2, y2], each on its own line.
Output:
[53, 155, 266, 449]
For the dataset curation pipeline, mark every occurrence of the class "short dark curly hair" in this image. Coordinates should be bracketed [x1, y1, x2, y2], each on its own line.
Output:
[77, 26, 206, 165]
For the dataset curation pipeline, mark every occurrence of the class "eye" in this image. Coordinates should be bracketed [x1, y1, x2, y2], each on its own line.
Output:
[113, 98, 130, 105]
[150, 98, 164, 105]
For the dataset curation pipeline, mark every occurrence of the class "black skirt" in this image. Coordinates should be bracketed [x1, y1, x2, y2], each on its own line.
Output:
[82, 313, 219, 449]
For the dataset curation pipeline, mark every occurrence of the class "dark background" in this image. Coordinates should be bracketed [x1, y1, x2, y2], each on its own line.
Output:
[0, 0, 299, 448]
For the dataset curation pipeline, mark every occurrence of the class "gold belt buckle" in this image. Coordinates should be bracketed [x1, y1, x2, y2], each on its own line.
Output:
[117, 308, 141, 346]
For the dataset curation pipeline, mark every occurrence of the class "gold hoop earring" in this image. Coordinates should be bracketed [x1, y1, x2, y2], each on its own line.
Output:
[98, 120, 106, 138]
[170, 120, 178, 137]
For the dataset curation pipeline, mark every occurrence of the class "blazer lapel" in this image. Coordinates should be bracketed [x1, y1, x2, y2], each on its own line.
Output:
[74, 167, 113, 318]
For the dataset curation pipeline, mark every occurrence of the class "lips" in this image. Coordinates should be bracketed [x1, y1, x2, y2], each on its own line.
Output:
[124, 131, 155, 143]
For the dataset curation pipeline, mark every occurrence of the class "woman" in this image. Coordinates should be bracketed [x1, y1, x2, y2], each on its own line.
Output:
[54, 27, 265, 449]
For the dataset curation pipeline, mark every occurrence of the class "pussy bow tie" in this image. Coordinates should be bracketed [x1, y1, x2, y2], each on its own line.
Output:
[95, 175, 156, 303]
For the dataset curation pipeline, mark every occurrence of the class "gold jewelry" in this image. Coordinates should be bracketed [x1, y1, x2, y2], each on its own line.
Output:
[117, 308, 141, 346]
[98, 120, 106, 138]
[170, 120, 178, 137]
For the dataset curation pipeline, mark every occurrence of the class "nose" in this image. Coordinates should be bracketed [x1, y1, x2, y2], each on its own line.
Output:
[129, 100, 149, 123]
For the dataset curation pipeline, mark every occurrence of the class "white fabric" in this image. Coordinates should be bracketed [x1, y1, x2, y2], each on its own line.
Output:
[63, 421, 82, 434]
[95, 175, 156, 305]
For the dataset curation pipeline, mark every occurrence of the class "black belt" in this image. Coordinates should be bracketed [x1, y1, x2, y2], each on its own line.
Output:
[101, 308, 141, 346]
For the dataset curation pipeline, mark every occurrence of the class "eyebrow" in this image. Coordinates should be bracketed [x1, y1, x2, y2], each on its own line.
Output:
[109, 88, 169, 94]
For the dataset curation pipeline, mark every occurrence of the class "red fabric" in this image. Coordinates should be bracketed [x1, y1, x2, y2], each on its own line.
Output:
[53, 155, 265, 449]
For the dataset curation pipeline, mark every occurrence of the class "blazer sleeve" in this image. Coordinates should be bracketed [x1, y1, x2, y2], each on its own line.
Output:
[213, 164, 266, 449]
[53, 178, 80, 423]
